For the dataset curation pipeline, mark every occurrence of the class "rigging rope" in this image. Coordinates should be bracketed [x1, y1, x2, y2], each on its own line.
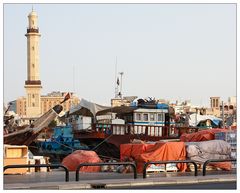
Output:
[91, 133, 114, 151]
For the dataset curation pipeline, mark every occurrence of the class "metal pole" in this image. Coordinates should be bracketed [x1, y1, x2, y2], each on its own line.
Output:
[119, 72, 124, 104]
[195, 108, 198, 127]
[115, 56, 118, 98]
[222, 101, 225, 128]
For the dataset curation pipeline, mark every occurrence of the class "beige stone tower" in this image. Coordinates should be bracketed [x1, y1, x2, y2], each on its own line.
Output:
[24, 10, 42, 117]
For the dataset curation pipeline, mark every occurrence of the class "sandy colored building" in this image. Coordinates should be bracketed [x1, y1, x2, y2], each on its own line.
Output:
[16, 92, 80, 117]
[206, 96, 236, 118]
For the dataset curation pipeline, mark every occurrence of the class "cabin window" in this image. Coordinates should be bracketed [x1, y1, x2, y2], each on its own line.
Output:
[158, 114, 163, 122]
[150, 113, 155, 121]
[143, 113, 148, 121]
[136, 113, 141, 121]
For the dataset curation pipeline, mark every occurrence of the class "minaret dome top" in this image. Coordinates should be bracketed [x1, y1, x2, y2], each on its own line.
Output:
[28, 11, 37, 17]
[27, 11, 38, 30]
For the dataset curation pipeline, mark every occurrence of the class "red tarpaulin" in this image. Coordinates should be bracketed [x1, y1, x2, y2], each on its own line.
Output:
[62, 150, 102, 172]
[180, 128, 229, 142]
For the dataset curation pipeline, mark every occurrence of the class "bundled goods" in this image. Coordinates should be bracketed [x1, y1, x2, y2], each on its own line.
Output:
[62, 150, 102, 172]
[185, 140, 232, 171]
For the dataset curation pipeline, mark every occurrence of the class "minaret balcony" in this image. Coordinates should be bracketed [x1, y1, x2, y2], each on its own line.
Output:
[27, 28, 39, 33]
[25, 80, 41, 85]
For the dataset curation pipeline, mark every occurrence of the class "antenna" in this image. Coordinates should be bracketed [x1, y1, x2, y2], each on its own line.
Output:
[119, 71, 124, 100]
[114, 56, 119, 98]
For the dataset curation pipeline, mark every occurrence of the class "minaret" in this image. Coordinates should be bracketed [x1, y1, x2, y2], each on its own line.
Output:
[24, 10, 42, 117]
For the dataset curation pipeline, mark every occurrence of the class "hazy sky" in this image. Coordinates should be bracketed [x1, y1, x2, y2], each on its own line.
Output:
[3, 3, 236, 106]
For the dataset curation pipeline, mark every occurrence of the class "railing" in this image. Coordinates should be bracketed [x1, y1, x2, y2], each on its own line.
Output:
[4, 164, 69, 182]
[92, 123, 198, 139]
[27, 28, 39, 33]
[143, 160, 198, 178]
[202, 159, 237, 176]
[75, 162, 137, 181]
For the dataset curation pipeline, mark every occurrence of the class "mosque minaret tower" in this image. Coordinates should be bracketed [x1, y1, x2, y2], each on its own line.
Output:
[24, 10, 42, 117]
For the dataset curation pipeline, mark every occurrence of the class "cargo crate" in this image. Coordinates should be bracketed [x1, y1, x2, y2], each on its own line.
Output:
[4, 145, 28, 174]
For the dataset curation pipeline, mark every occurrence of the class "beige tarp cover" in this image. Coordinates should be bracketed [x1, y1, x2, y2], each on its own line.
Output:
[69, 98, 110, 117]
[185, 140, 232, 170]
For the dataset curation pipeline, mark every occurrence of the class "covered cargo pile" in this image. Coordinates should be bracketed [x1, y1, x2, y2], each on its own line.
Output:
[180, 128, 236, 169]
[180, 128, 228, 142]
[120, 141, 187, 173]
[185, 140, 232, 170]
[62, 150, 102, 172]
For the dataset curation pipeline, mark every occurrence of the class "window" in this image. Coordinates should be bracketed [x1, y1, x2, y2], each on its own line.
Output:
[136, 113, 141, 121]
[143, 114, 148, 121]
[150, 113, 155, 121]
[32, 46, 34, 51]
[32, 63, 35, 68]
[213, 99, 215, 108]
[158, 114, 163, 122]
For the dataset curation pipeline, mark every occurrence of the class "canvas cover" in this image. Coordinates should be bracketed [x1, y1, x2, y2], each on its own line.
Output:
[62, 150, 102, 172]
[185, 140, 232, 170]
[69, 98, 110, 117]
[120, 142, 187, 173]
[188, 114, 222, 127]
[180, 128, 229, 142]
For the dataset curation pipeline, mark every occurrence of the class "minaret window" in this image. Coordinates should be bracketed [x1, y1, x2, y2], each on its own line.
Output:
[32, 20, 34, 25]
[32, 63, 35, 68]
[32, 46, 34, 51]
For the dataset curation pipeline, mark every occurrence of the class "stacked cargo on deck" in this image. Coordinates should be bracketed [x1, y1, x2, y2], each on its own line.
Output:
[118, 128, 236, 174]
[181, 128, 236, 170]
[120, 141, 187, 173]
[185, 140, 232, 171]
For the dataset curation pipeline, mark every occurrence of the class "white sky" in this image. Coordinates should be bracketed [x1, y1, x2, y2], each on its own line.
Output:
[3, 2, 237, 107]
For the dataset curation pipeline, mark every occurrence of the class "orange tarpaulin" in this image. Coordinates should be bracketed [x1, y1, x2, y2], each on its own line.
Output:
[62, 150, 102, 172]
[180, 128, 229, 142]
[120, 142, 187, 173]
[120, 143, 156, 160]
[209, 162, 232, 171]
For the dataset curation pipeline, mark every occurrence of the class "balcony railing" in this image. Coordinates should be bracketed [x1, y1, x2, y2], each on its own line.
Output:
[27, 28, 39, 33]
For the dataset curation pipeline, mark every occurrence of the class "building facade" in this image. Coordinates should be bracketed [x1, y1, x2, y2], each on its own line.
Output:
[16, 92, 80, 117]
